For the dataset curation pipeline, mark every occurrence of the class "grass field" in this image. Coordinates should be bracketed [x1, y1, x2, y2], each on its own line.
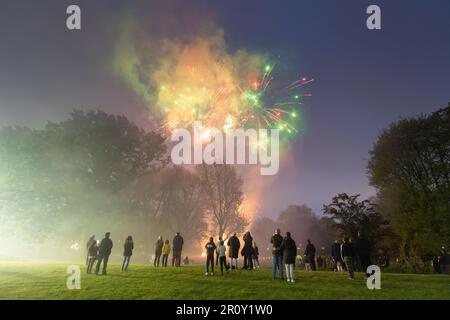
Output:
[0, 261, 449, 300]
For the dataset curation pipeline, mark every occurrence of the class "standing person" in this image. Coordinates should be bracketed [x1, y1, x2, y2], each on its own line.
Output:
[341, 237, 355, 280]
[356, 231, 372, 276]
[227, 232, 241, 270]
[86, 239, 98, 274]
[252, 242, 260, 269]
[154, 236, 163, 267]
[161, 239, 170, 267]
[280, 232, 297, 283]
[305, 239, 317, 271]
[217, 240, 228, 275]
[205, 237, 216, 275]
[241, 231, 254, 270]
[271, 229, 284, 280]
[172, 232, 184, 267]
[95, 232, 113, 275]
[439, 246, 447, 273]
[216, 236, 223, 266]
[349, 237, 358, 272]
[432, 255, 441, 273]
[304, 253, 311, 271]
[331, 240, 343, 272]
[296, 254, 303, 268]
[122, 235, 134, 271]
[86, 235, 95, 266]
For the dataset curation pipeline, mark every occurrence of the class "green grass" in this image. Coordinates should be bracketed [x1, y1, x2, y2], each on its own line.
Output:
[0, 261, 449, 300]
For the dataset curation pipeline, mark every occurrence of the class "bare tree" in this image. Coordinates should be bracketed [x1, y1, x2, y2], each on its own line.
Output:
[196, 164, 248, 238]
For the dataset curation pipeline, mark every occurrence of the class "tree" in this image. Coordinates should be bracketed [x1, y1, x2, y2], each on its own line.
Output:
[278, 205, 336, 251]
[368, 105, 450, 256]
[196, 164, 248, 238]
[153, 166, 207, 248]
[0, 110, 167, 243]
[250, 205, 337, 256]
[322, 193, 389, 248]
[251, 216, 277, 253]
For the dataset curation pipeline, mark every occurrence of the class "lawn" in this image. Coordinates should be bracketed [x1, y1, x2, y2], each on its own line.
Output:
[0, 261, 449, 300]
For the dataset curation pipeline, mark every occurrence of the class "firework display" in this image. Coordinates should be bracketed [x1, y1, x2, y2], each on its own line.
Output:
[158, 61, 313, 136]
[114, 31, 313, 138]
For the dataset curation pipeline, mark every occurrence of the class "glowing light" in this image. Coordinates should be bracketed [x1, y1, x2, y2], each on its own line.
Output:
[70, 242, 80, 251]
[114, 30, 314, 141]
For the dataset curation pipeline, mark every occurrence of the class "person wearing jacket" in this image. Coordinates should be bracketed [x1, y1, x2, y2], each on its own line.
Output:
[227, 232, 240, 270]
[162, 239, 170, 267]
[252, 242, 260, 269]
[280, 232, 297, 283]
[86, 234, 95, 266]
[205, 237, 217, 275]
[349, 237, 358, 272]
[217, 240, 228, 275]
[331, 240, 343, 272]
[154, 236, 163, 267]
[86, 238, 98, 274]
[439, 246, 447, 274]
[304, 239, 317, 271]
[215, 236, 223, 266]
[95, 232, 113, 275]
[270, 229, 284, 280]
[122, 235, 134, 271]
[341, 237, 355, 280]
[356, 231, 371, 276]
[241, 231, 254, 270]
[172, 232, 184, 267]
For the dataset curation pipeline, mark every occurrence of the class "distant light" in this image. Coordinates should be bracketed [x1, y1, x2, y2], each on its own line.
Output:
[265, 65, 271, 72]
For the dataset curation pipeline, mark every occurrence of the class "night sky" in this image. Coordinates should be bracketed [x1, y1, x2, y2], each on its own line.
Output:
[1, 0, 449, 218]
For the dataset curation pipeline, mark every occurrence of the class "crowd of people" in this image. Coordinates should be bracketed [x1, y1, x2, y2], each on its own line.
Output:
[202, 231, 261, 276]
[84, 230, 448, 281]
[85, 232, 185, 275]
[201, 229, 297, 282]
[328, 231, 373, 279]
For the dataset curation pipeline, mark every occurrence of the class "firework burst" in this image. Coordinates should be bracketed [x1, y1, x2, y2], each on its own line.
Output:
[237, 63, 314, 135]
[157, 60, 313, 136]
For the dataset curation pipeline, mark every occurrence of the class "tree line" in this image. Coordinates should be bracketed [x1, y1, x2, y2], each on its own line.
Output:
[0, 103, 448, 261]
